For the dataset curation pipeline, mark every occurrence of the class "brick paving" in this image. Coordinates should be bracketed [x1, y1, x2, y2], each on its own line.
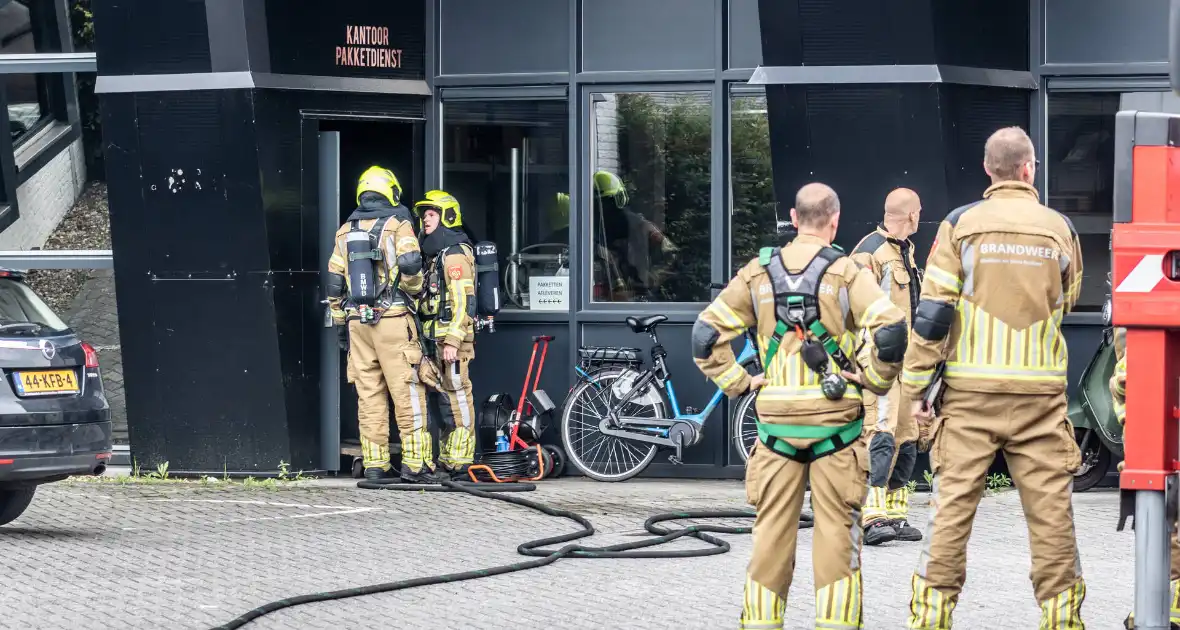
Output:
[0, 475, 1132, 629]
[63, 269, 126, 444]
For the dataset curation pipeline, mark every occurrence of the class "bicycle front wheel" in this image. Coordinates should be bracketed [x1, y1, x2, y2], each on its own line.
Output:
[732, 390, 759, 464]
[560, 368, 664, 482]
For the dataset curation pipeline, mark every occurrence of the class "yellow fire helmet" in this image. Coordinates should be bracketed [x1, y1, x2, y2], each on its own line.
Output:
[355, 166, 403, 206]
[593, 170, 629, 207]
[413, 190, 463, 229]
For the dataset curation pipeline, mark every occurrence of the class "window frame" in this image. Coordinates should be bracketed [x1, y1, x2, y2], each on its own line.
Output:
[0, 0, 85, 234]
[7, 71, 54, 147]
[437, 86, 572, 320]
[580, 82, 716, 311]
[1042, 84, 1168, 315]
[727, 83, 776, 279]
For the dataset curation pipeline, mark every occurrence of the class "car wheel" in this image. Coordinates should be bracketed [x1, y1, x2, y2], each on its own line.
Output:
[0, 487, 36, 526]
[1073, 429, 1112, 492]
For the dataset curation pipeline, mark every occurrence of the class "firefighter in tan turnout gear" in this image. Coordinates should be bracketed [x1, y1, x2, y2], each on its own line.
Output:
[326, 166, 431, 482]
[413, 190, 478, 481]
[1114, 326, 1180, 630]
[693, 183, 908, 629]
[899, 127, 1087, 629]
[850, 188, 925, 546]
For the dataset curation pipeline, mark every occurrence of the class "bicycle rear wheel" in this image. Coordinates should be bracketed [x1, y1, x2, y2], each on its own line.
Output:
[731, 390, 759, 463]
[560, 367, 664, 482]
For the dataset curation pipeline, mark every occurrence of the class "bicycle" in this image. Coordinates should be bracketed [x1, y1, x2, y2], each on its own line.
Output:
[560, 314, 763, 482]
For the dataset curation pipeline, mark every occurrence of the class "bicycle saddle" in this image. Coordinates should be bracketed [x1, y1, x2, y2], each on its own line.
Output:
[626, 314, 667, 334]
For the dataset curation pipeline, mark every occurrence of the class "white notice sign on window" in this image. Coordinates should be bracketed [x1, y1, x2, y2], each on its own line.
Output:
[528, 276, 569, 312]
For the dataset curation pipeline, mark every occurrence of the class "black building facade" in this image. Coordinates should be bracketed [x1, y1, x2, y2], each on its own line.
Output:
[90, 0, 1164, 478]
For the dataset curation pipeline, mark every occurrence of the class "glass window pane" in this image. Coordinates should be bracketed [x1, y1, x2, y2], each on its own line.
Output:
[729, 90, 785, 272]
[590, 91, 712, 303]
[442, 99, 570, 311]
[0, 0, 61, 54]
[7, 73, 49, 143]
[1046, 92, 1119, 312]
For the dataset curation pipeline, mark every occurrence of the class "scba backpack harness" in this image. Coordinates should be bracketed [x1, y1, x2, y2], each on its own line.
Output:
[754, 245, 864, 463]
[431, 241, 502, 323]
[345, 216, 395, 323]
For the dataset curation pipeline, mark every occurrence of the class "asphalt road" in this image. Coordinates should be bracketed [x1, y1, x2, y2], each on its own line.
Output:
[0, 473, 1132, 629]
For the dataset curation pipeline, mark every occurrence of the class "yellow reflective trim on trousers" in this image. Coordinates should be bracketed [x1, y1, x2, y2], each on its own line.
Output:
[708, 300, 747, 331]
[925, 266, 962, 294]
[758, 385, 863, 403]
[1037, 579, 1085, 630]
[360, 436, 390, 470]
[886, 486, 910, 519]
[442, 428, 476, 466]
[944, 363, 1066, 382]
[740, 575, 785, 628]
[900, 368, 933, 389]
[862, 486, 888, 525]
[1171, 579, 1180, 622]
[816, 570, 863, 629]
[715, 362, 747, 391]
[401, 429, 433, 472]
[909, 574, 955, 630]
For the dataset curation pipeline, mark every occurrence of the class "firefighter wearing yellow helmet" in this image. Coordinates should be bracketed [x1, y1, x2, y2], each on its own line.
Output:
[326, 166, 430, 482]
[413, 190, 478, 480]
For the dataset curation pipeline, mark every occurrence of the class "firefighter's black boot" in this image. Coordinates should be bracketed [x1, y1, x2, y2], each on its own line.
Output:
[863, 520, 898, 546]
[363, 467, 393, 481]
[399, 464, 433, 484]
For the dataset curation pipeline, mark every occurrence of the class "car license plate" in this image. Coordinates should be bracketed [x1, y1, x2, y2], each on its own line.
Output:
[14, 369, 79, 395]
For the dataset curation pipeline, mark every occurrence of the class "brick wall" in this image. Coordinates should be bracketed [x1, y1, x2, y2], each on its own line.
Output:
[0, 137, 87, 251]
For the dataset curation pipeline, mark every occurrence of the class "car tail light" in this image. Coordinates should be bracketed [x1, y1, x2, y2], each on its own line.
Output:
[81, 342, 99, 368]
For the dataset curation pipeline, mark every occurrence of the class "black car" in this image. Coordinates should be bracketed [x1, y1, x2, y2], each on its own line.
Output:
[0, 269, 112, 526]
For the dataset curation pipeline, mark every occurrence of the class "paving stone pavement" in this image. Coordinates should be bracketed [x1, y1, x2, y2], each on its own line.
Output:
[62, 269, 126, 444]
[0, 477, 1133, 629]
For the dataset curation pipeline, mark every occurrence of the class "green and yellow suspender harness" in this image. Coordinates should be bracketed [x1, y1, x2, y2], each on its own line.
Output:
[754, 246, 864, 463]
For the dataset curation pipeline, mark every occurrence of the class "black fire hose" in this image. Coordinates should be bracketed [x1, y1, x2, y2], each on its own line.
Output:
[206, 478, 770, 630]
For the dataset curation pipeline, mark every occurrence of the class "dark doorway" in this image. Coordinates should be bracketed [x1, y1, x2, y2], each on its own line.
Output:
[323, 119, 423, 223]
[318, 118, 424, 473]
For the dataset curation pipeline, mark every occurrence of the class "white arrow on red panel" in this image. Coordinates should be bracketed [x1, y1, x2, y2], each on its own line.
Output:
[1116, 254, 1166, 293]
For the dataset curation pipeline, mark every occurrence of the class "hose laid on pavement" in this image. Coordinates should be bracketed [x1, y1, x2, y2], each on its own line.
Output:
[207, 478, 767, 630]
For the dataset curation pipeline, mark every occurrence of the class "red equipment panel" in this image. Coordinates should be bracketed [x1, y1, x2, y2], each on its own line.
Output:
[1111, 111, 1180, 490]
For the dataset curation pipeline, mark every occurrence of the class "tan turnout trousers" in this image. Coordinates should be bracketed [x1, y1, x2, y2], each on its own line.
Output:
[863, 379, 920, 524]
[418, 341, 477, 472]
[911, 389, 1084, 629]
[743, 420, 871, 630]
[347, 314, 431, 473]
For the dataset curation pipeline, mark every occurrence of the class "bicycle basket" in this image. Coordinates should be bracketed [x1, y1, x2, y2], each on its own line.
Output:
[577, 345, 643, 372]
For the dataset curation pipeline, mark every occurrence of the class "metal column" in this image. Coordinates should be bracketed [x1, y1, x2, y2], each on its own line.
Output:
[1135, 489, 1173, 629]
[318, 131, 342, 472]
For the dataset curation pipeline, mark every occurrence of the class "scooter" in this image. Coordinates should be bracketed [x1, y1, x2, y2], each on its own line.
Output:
[1068, 292, 1123, 492]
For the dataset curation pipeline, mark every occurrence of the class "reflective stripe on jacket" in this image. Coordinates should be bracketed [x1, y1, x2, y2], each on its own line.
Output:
[900, 181, 1084, 399]
[694, 234, 906, 429]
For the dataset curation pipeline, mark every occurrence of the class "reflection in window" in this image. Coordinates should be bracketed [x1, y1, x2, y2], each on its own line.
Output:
[6, 73, 50, 143]
[729, 91, 786, 272]
[442, 99, 569, 311]
[0, 1, 56, 55]
[1046, 92, 1119, 312]
[590, 91, 711, 303]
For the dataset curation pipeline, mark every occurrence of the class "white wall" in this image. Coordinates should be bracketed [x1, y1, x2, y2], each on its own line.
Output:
[0, 136, 87, 251]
